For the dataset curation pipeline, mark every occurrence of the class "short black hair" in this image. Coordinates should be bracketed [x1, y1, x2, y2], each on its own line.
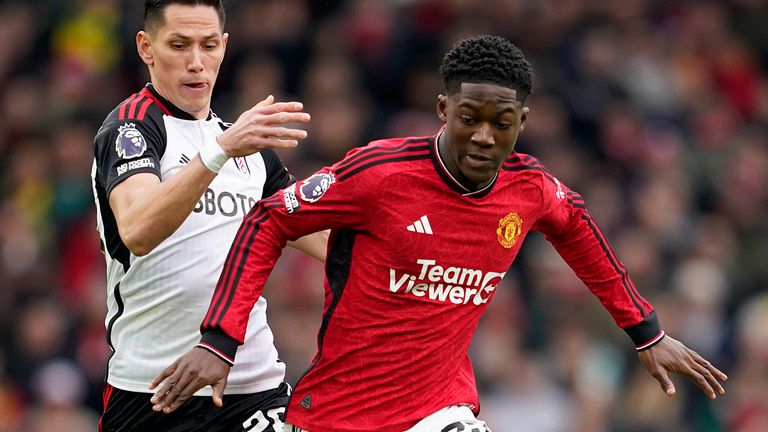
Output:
[144, 0, 225, 32]
[439, 35, 533, 101]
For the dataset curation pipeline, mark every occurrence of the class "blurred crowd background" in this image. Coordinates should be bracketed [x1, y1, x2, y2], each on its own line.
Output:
[0, 0, 766, 431]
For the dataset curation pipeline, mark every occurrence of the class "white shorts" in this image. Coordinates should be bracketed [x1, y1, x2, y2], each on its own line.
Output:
[284, 405, 491, 432]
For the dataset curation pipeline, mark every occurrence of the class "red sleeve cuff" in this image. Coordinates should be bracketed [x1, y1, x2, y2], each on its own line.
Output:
[622, 310, 664, 350]
[198, 330, 239, 366]
[635, 330, 666, 351]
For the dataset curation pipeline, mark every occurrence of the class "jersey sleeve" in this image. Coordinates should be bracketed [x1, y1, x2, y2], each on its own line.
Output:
[198, 149, 375, 364]
[93, 117, 165, 197]
[260, 149, 295, 197]
[530, 169, 664, 351]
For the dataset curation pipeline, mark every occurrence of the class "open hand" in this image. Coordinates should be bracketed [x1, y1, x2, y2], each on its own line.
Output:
[217, 95, 311, 157]
[148, 347, 231, 414]
[637, 335, 727, 399]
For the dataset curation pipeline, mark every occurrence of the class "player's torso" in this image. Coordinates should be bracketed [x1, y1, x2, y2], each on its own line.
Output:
[289, 149, 545, 430]
[101, 106, 282, 393]
[121, 115, 268, 309]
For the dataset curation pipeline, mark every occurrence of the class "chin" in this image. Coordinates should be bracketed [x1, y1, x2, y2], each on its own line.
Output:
[467, 169, 495, 183]
[180, 102, 207, 116]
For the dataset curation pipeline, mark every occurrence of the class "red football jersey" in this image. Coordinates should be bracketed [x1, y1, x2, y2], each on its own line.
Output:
[200, 133, 663, 431]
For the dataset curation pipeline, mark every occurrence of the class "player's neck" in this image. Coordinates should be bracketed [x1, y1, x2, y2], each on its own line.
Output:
[436, 132, 490, 192]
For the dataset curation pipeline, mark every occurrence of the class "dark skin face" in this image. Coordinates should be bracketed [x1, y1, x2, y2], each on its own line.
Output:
[437, 82, 529, 190]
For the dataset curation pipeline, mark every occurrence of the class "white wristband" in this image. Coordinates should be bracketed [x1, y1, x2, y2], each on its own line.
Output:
[199, 139, 230, 173]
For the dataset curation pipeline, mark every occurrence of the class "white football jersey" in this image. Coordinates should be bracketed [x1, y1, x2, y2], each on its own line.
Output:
[91, 84, 291, 395]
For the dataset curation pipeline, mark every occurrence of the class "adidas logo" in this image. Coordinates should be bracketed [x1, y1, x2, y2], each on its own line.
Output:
[179, 153, 191, 164]
[300, 394, 311, 409]
[406, 215, 433, 234]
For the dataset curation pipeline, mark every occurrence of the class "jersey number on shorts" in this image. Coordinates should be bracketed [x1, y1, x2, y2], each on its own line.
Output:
[242, 407, 285, 432]
[442, 420, 491, 432]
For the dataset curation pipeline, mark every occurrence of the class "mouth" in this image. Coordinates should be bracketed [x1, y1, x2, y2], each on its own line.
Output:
[182, 81, 208, 91]
[463, 153, 497, 171]
[466, 153, 493, 163]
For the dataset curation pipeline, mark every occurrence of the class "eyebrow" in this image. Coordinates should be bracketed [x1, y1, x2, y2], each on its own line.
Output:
[458, 101, 518, 113]
[167, 32, 221, 40]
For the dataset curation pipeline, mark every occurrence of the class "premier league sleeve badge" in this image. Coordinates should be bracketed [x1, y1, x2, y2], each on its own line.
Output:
[115, 123, 148, 159]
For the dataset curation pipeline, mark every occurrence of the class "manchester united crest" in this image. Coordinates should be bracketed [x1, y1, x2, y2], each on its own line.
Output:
[497, 212, 523, 248]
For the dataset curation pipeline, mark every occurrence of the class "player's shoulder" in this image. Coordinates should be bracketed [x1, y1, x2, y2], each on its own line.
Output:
[501, 152, 561, 186]
[97, 88, 167, 138]
[95, 89, 170, 156]
[502, 152, 550, 174]
[333, 135, 433, 181]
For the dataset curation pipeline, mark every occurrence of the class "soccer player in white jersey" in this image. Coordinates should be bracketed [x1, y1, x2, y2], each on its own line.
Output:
[91, 1, 327, 430]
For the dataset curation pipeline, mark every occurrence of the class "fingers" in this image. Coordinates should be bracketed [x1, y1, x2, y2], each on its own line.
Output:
[150, 367, 193, 412]
[225, 98, 310, 156]
[695, 355, 728, 383]
[268, 126, 308, 140]
[256, 101, 308, 117]
[211, 380, 226, 408]
[685, 350, 727, 398]
[655, 369, 676, 396]
[639, 336, 728, 400]
[256, 138, 300, 150]
[261, 110, 311, 125]
[254, 95, 275, 108]
[689, 356, 726, 397]
[159, 378, 202, 414]
[685, 363, 724, 399]
[148, 362, 177, 390]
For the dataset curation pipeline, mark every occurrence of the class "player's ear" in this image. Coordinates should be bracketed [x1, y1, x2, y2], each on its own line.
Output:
[519, 106, 530, 131]
[436, 94, 448, 122]
[223, 32, 229, 50]
[137, 31, 154, 66]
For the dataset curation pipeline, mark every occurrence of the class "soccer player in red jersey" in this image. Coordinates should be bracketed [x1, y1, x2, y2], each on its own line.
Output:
[151, 35, 727, 431]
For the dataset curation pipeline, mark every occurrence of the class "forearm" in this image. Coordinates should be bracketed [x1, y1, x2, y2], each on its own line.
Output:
[288, 229, 329, 262]
[545, 208, 660, 347]
[200, 201, 290, 361]
[112, 156, 217, 255]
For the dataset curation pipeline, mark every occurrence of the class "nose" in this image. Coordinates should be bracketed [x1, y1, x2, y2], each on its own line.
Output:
[471, 123, 494, 147]
[188, 46, 204, 72]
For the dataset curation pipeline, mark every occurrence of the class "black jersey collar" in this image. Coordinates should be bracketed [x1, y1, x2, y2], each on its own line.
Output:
[429, 129, 498, 199]
[145, 83, 214, 121]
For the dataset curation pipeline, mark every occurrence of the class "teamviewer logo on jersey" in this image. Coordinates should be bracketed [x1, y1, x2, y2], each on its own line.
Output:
[389, 259, 506, 306]
[407, 215, 433, 234]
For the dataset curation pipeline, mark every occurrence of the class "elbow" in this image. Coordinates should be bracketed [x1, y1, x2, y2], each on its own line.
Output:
[119, 227, 159, 257]
[123, 237, 156, 257]
[126, 242, 154, 257]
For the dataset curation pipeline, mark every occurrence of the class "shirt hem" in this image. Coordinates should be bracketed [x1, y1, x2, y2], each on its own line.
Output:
[107, 375, 284, 396]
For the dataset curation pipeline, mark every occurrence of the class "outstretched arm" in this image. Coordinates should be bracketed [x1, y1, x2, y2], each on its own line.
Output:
[111, 96, 310, 256]
[638, 335, 727, 399]
[530, 162, 727, 399]
[288, 229, 330, 262]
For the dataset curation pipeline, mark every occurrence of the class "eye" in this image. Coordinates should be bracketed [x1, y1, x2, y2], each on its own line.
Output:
[496, 121, 512, 129]
[460, 115, 475, 126]
[204, 43, 218, 50]
[171, 42, 185, 49]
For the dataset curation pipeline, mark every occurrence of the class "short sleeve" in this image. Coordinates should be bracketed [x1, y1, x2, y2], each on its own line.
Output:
[260, 149, 295, 198]
[94, 117, 165, 197]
